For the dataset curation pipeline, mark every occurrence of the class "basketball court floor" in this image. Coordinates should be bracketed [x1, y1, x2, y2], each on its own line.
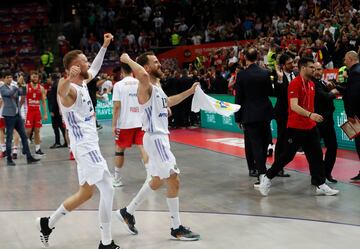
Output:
[0, 121, 359, 249]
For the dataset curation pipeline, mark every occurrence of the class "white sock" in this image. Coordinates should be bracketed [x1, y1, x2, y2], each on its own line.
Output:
[126, 181, 152, 215]
[95, 174, 114, 246]
[35, 144, 41, 151]
[1, 144, 6, 152]
[49, 204, 69, 228]
[12, 146, 18, 154]
[167, 197, 181, 229]
[100, 222, 112, 245]
[114, 167, 122, 180]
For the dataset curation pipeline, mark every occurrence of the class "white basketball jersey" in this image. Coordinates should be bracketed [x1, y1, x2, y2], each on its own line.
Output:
[59, 82, 98, 147]
[112, 76, 142, 129]
[141, 84, 169, 135]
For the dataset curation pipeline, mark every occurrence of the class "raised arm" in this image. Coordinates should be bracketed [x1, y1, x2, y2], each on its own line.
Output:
[119, 53, 151, 104]
[87, 33, 113, 82]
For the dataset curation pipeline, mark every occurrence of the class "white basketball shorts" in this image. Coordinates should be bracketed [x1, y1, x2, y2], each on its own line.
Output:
[143, 133, 179, 179]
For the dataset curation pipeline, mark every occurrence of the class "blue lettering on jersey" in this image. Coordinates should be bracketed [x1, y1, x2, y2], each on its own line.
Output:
[85, 116, 93, 121]
[158, 113, 168, 118]
[128, 93, 137, 97]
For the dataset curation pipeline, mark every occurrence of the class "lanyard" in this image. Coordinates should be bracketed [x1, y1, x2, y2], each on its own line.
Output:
[300, 76, 311, 111]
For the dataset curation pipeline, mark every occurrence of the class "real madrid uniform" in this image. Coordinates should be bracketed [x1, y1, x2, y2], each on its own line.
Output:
[141, 84, 179, 179]
[59, 82, 111, 185]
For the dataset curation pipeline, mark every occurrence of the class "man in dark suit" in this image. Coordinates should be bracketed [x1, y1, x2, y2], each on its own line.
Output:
[235, 48, 274, 182]
[48, 74, 67, 148]
[313, 62, 339, 183]
[342, 51, 360, 181]
[273, 53, 295, 177]
[0, 71, 40, 166]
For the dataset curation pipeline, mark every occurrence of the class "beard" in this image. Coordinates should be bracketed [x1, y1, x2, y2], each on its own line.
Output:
[80, 70, 89, 79]
[150, 68, 163, 79]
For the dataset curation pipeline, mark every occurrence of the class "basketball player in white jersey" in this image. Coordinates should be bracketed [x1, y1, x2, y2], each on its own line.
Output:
[115, 52, 200, 241]
[112, 62, 149, 187]
[36, 33, 121, 249]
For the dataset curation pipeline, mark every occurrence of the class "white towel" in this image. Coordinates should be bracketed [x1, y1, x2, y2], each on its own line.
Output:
[191, 86, 240, 117]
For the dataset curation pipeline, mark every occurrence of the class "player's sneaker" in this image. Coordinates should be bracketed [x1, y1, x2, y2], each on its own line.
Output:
[69, 151, 75, 160]
[36, 217, 54, 247]
[98, 240, 121, 249]
[36, 149, 46, 156]
[170, 225, 200, 241]
[115, 208, 138, 235]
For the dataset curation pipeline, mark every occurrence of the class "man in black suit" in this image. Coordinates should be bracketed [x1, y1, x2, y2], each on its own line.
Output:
[235, 48, 274, 182]
[313, 62, 339, 183]
[273, 53, 295, 177]
[342, 51, 360, 181]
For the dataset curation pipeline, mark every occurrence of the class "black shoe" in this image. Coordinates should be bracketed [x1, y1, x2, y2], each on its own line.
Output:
[35, 149, 46, 156]
[60, 143, 68, 148]
[12, 153, 17, 160]
[36, 217, 54, 247]
[7, 160, 16, 166]
[248, 169, 258, 177]
[116, 208, 138, 235]
[27, 156, 41, 164]
[326, 176, 338, 183]
[350, 172, 360, 181]
[170, 225, 200, 241]
[98, 240, 121, 249]
[277, 170, 291, 177]
[49, 143, 61, 149]
[97, 125, 103, 130]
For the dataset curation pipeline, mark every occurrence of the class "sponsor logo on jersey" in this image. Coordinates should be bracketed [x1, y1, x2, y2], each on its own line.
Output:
[128, 93, 137, 97]
[158, 112, 168, 118]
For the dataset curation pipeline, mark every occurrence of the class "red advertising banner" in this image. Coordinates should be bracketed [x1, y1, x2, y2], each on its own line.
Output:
[157, 41, 251, 69]
[323, 69, 339, 81]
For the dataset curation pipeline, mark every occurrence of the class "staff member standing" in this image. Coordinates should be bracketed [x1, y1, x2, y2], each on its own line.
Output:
[0, 71, 40, 166]
[259, 57, 339, 196]
[342, 51, 360, 181]
[235, 47, 274, 182]
[273, 53, 296, 177]
[313, 62, 339, 183]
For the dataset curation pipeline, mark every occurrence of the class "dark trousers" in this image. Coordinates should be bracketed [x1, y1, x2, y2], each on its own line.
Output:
[274, 117, 287, 161]
[317, 119, 338, 177]
[243, 121, 271, 174]
[244, 130, 255, 171]
[4, 114, 31, 161]
[266, 127, 326, 186]
[51, 113, 66, 145]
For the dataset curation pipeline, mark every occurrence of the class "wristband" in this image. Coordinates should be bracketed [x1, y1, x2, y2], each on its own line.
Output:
[308, 112, 312, 118]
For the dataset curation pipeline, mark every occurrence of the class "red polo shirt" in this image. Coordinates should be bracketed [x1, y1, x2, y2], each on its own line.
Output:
[287, 75, 316, 130]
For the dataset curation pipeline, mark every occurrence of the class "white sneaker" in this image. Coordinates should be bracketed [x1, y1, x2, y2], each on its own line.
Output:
[316, 183, 339, 196]
[259, 174, 271, 196]
[113, 178, 124, 187]
[253, 181, 260, 189]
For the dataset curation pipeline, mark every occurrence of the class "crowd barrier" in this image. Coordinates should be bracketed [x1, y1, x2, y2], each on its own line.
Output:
[200, 94, 355, 151]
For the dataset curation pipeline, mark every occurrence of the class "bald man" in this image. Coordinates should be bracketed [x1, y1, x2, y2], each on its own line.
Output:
[342, 51, 360, 181]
